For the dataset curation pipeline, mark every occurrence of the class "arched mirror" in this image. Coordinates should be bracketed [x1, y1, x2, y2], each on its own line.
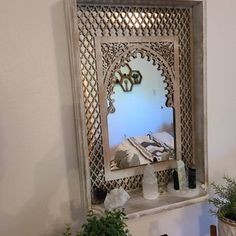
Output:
[108, 56, 175, 170]
[96, 36, 181, 180]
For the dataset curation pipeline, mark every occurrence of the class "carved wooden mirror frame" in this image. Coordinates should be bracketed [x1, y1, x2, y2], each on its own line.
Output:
[65, 0, 207, 217]
[95, 36, 181, 180]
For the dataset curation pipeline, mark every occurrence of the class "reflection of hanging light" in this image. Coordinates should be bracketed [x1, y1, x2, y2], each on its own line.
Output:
[115, 11, 142, 28]
[110, 11, 165, 29]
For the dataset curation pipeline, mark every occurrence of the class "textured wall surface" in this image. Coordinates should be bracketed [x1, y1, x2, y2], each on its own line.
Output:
[0, 0, 236, 235]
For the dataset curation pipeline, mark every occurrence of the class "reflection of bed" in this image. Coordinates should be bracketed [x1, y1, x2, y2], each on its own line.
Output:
[111, 132, 175, 170]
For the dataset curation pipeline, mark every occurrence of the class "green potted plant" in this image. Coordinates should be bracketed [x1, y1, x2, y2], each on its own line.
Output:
[209, 176, 236, 236]
[63, 209, 131, 236]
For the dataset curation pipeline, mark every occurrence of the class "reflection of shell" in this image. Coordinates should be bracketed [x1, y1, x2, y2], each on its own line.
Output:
[104, 188, 130, 211]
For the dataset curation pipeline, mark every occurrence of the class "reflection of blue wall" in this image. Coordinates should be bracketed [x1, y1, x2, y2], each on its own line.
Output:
[108, 57, 173, 148]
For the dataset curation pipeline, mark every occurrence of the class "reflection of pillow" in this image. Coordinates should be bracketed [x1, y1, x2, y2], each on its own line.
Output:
[115, 140, 138, 157]
[151, 132, 174, 148]
[114, 150, 128, 167]
[114, 150, 140, 168]
[133, 135, 150, 144]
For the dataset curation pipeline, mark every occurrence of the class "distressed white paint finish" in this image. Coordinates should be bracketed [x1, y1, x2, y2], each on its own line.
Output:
[66, 0, 208, 219]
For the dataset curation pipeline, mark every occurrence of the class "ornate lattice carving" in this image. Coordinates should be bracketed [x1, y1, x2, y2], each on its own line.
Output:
[77, 5, 194, 191]
[101, 42, 129, 72]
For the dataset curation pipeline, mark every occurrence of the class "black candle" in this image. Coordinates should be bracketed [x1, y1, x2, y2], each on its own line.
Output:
[188, 165, 196, 189]
[91, 187, 107, 204]
[173, 170, 179, 190]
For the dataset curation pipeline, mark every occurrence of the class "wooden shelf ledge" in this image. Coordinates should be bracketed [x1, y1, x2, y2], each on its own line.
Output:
[92, 188, 208, 219]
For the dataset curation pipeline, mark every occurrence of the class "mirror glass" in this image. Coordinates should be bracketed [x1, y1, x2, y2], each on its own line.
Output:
[108, 55, 175, 170]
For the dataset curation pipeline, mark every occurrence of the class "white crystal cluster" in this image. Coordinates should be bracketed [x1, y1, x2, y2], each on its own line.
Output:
[177, 160, 187, 190]
[104, 187, 130, 211]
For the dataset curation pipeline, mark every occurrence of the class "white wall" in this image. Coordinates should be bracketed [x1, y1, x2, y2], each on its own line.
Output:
[0, 0, 236, 236]
[0, 1, 82, 235]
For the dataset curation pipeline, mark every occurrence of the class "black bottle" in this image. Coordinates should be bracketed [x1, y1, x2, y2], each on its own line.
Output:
[91, 187, 107, 204]
[173, 169, 179, 190]
[188, 165, 196, 189]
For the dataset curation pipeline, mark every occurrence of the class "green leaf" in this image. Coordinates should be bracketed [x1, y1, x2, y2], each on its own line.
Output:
[209, 176, 236, 221]
[77, 209, 131, 235]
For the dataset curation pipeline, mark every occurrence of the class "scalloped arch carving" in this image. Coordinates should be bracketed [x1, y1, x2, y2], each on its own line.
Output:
[101, 42, 176, 113]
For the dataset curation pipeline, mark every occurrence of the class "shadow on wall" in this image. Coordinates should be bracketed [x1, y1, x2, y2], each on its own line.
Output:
[0, 146, 81, 236]
[50, 0, 86, 233]
[148, 221, 161, 236]
[176, 203, 215, 236]
[199, 203, 217, 236]
[0, 1, 84, 236]
[209, 152, 236, 182]
[132, 203, 215, 236]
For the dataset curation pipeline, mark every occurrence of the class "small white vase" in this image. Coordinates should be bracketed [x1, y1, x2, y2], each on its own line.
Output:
[218, 217, 236, 236]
